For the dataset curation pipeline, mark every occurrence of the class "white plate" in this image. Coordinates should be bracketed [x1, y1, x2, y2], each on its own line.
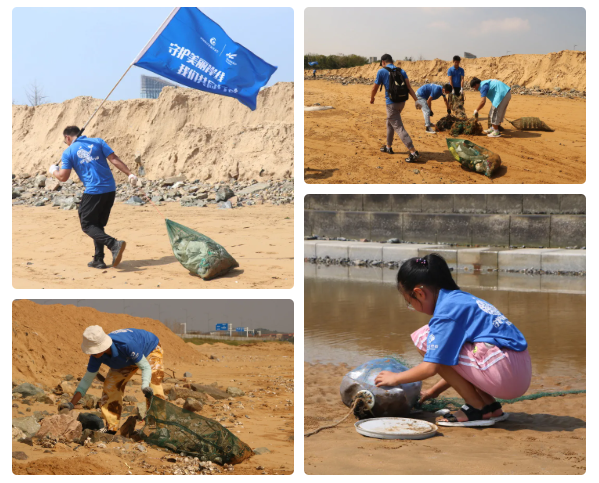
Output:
[355, 417, 438, 440]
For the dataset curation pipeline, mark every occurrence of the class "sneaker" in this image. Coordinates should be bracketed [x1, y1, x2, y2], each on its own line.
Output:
[487, 130, 502, 138]
[483, 127, 494, 134]
[110, 240, 127, 268]
[425, 126, 436, 135]
[380, 146, 394, 154]
[88, 259, 108, 269]
[405, 151, 420, 163]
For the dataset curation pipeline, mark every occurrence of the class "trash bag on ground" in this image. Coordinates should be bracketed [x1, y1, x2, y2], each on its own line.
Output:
[140, 396, 253, 464]
[446, 138, 502, 178]
[435, 114, 458, 132]
[450, 117, 484, 136]
[165, 219, 239, 280]
[507, 117, 554, 131]
[340, 358, 421, 419]
[447, 92, 467, 119]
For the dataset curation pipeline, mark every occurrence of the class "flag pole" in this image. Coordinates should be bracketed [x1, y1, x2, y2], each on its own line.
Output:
[78, 7, 180, 138]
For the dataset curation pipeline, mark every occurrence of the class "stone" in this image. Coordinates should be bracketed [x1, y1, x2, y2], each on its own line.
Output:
[125, 196, 144, 206]
[34, 175, 46, 188]
[81, 394, 99, 410]
[136, 444, 147, 453]
[12, 417, 41, 438]
[12, 451, 28, 460]
[161, 175, 186, 186]
[33, 410, 50, 421]
[215, 186, 235, 202]
[181, 199, 207, 208]
[183, 398, 203, 412]
[183, 372, 192, 378]
[253, 447, 270, 455]
[151, 195, 163, 203]
[13, 383, 44, 397]
[56, 380, 77, 395]
[123, 395, 138, 403]
[12, 427, 26, 441]
[218, 200, 233, 209]
[136, 402, 147, 419]
[174, 398, 186, 406]
[78, 412, 105, 431]
[189, 384, 230, 400]
[60, 197, 77, 210]
[168, 387, 207, 402]
[35, 412, 83, 441]
[64, 374, 74, 381]
[226, 387, 245, 397]
[236, 182, 270, 197]
[45, 178, 61, 191]
[78, 429, 131, 445]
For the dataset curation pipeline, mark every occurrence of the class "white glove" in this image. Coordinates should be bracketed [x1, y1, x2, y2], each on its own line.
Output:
[473, 110, 478, 117]
[49, 165, 59, 175]
[128, 174, 138, 186]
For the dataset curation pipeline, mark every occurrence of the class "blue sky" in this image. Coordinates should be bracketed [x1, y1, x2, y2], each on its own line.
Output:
[13, 7, 293, 105]
[305, 8, 586, 60]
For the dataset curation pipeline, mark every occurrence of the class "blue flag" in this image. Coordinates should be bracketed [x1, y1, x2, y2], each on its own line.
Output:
[308, 61, 318, 66]
[133, 7, 278, 110]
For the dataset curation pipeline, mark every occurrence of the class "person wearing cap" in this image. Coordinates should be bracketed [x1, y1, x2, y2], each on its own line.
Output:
[49, 126, 138, 270]
[415, 83, 453, 134]
[469, 78, 512, 138]
[370, 54, 420, 163]
[58, 326, 165, 434]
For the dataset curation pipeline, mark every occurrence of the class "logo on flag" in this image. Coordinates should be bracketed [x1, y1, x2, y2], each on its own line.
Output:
[132, 7, 277, 110]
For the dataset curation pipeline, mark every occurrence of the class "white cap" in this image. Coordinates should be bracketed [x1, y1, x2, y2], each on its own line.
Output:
[81, 326, 112, 355]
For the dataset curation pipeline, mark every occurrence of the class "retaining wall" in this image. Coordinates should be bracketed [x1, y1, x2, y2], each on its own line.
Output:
[304, 195, 585, 248]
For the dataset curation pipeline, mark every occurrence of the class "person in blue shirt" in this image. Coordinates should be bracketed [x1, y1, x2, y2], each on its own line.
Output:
[312, 69, 317, 78]
[49, 126, 138, 269]
[59, 326, 165, 434]
[375, 254, 531, 427]
[415, 83, 452, 134]
[447, 55, 465, 96]
[470, 77, 512, 138]
[370, 54, 421, 163]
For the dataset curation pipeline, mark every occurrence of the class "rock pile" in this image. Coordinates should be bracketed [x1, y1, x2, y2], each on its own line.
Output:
[12, 174, 294, 210]
[305, 75, 586, 99]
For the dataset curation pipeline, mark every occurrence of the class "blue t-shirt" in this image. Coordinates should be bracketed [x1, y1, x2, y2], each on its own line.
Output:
[87, 328, 159, 372]
[423, 289, 528, 366]
[479, 79, 511, 108]
[375, 66, 409, 105]
[61, 136, 116, 195]
[416, 84, 445, 101]
[447, 66, 465, 87]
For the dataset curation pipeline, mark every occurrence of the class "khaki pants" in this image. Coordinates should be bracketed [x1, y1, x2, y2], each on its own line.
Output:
[489, 90, 512, 126]
[386, 102, 415, 150]
[99, 343, 165, 431]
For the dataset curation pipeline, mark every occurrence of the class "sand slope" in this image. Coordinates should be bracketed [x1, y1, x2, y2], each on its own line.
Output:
[12, 204, 293, 289]
[304, 363, 585, 475]
[12, 301, 294, 474]
[304, 81, 585, 184]
[305, 50, 586, 91]
[12, 82, 293, 182]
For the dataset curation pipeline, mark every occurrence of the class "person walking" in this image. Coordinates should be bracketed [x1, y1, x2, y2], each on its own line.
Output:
[370, 54, 420, 163]
[50, 126, 137, 268]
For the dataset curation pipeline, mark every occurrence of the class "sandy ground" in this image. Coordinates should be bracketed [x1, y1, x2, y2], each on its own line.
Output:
[12, 203, 293, 289]
[13, 341, 294, 475]
[304, 362, 585, 475]
[304, 80, 586, 184]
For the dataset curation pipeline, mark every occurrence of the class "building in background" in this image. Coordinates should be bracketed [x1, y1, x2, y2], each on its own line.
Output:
[140, 75, 178, 99]
[464, 52, 477, 59]
[369, 57, 378, 64]
[173, 322, 186, 335]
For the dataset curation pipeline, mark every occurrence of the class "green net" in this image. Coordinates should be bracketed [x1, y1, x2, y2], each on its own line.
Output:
[446, 138, 502, 178]
[508, 117, 554, 132]
[418, 390, 586, 413]
[165, 219, 239, 280]
[140, 396, 254, 464]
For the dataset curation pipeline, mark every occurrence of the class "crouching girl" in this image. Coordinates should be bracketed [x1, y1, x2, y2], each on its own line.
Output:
[375, 254, 531, 427]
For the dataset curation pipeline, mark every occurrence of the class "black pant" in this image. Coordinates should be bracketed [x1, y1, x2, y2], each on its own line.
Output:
[453, 86, 462, 96]
[78, 191, 117, 260]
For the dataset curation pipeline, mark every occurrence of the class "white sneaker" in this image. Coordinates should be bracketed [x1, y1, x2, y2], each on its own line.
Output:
[487, 130, 502, 138]
[483, 127, 494, 134]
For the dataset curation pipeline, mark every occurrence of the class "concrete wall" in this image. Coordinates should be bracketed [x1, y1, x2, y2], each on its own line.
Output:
[304, 195, 585, 248]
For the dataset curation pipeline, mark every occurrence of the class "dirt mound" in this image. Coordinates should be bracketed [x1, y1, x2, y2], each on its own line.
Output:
[12, 82, 294, 182]
[306, 50, 586, 91]
[12, 300, 202, 384]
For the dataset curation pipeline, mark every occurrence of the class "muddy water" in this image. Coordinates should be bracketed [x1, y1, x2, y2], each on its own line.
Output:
[305, 278, 586, 391]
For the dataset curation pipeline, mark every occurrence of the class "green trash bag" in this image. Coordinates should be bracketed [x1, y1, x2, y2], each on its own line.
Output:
[165, 219, 239, 280]
[140, 396, 254, 464]
[488, 116, 554, 132]
[446, 138, 502, 178]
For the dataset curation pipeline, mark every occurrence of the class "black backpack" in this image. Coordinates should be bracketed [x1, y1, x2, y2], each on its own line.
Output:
[381, 66, 409, 103]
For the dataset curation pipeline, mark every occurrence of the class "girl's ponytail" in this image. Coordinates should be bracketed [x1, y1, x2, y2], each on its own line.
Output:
[396, 253, 459, 293]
